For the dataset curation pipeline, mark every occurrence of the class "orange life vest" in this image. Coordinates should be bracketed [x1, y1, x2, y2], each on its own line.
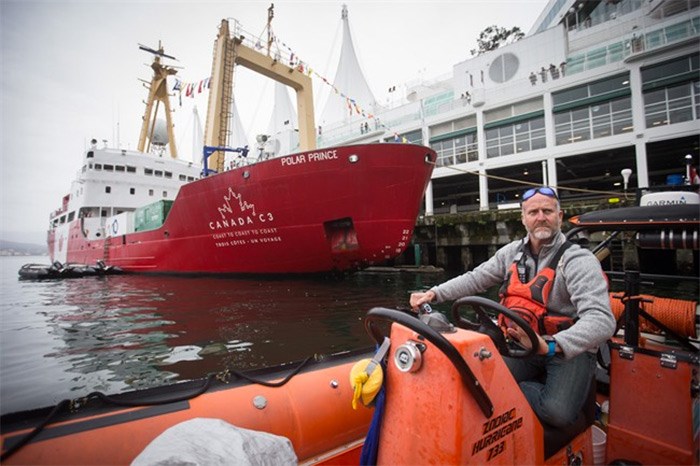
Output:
[498, 241, 574, 335]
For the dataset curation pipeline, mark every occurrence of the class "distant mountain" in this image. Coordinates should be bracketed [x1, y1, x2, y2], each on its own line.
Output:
[0, 240, 47, 256]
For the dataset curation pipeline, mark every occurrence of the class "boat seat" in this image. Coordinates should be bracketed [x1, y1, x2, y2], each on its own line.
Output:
[543, 376, 596, 459]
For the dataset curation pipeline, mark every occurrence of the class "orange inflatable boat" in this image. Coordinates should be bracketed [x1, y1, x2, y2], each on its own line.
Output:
[0, 349, 374, 465]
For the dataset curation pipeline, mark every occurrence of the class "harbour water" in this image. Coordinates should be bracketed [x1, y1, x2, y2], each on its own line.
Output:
[0, 255, 448, 415]
[3, 254, 696, 417]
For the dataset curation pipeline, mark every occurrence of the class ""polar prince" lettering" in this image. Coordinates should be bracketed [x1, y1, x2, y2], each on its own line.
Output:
[280, 149, 338, 166]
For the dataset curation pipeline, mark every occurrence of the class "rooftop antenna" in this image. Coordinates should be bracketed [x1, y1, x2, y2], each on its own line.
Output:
[138, 44, 178, 61]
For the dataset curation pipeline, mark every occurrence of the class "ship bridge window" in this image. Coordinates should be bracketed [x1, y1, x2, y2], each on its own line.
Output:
[130, 188, 135, 195]
[187, 176, 195, 182]
[179, 174, 187, 181]
[149, 189, 154, 196]
[145, 168, 153, 176]
[82, 165, 87, 173]
[127, 166, 136, 173]
[67, 212, 75, 222]
[164, 171, 172, 178]
[94, 164, 102, 170]
[87, 151, 94, 158]
[162, 191, 168, 198]
[105, 186, 111, 193]
[103, 164, 114, 171]
[154, 170, 163, 177]
[116, 165, 125, 172]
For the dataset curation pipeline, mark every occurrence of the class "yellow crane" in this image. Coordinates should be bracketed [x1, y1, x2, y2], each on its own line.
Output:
[204, 5, 316, 173]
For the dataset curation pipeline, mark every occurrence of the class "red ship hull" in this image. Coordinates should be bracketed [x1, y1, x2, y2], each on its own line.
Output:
[48, 144, 435, 274]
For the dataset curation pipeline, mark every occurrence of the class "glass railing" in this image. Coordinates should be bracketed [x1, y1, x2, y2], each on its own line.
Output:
[566, 16, 700, 75]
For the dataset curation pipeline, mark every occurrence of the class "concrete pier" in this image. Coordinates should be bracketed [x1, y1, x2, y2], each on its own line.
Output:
[398, 199, 697, 276]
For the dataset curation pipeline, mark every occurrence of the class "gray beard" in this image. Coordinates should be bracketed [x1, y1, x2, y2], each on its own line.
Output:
[532, 228, 554, 240]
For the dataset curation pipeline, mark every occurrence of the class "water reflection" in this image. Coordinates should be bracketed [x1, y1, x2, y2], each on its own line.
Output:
[1, 260, 446, 413]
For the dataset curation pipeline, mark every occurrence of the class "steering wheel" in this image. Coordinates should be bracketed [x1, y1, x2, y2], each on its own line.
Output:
[365, 307, 493, 418]
[451, 296, 539, 359]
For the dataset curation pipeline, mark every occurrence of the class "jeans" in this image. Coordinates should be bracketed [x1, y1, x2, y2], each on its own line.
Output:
[504, 351, 596, 428]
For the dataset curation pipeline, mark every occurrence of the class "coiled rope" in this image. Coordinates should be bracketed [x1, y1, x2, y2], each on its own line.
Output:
[609, 293, 698, 339]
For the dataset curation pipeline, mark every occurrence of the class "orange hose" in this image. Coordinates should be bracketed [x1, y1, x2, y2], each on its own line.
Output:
[609, 293, 697, 339]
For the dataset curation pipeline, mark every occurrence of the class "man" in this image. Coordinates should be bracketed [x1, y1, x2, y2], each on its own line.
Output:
[410, 186, 615, 428]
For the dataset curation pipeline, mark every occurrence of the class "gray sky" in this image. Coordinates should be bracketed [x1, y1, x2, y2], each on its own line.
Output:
[1, 0, 548, 244]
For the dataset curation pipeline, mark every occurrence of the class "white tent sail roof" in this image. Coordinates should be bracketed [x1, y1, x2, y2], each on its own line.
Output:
[266, 81, 297, 138]
[320, 4, 378, 127]
[228, 98, 249, 149]
[264, 82, 299, 157]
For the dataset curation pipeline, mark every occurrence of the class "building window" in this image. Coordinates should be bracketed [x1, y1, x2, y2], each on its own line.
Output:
[105, 186, 111, 193]
[431, 132, 478, 167]
[130, 187, 135, 195]
[486, 117, 545, 158]
[555, 96, 632, 145]
[553, 74, 630, 107]
[642, 53, 700, 128]
[644, 81, 700, 127]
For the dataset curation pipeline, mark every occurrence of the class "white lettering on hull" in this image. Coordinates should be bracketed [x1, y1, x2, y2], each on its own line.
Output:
[280, 149, 338, 166]
[209, 188, 281, 248]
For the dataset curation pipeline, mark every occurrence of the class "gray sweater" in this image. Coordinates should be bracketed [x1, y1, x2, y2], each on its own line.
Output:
[431, 232, 616, 359]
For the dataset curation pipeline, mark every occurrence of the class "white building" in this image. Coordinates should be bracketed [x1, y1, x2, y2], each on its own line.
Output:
[317, 0, 700, 214]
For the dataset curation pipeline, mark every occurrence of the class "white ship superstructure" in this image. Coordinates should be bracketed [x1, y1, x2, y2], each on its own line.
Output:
[48, 144, 200, 262]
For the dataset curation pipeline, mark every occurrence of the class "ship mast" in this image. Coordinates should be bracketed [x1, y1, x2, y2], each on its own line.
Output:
[204, 5, 316, 173]
[137, 42, 179, 158]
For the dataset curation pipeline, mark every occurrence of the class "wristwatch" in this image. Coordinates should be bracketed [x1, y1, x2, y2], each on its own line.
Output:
[543, 335, 557, 357]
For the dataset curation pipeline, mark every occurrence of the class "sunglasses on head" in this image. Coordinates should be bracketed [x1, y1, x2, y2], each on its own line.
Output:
[522, 187, 558, 201]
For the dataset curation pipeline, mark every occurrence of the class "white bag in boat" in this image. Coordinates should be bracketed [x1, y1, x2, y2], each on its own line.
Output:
[131, 418, 297, 466]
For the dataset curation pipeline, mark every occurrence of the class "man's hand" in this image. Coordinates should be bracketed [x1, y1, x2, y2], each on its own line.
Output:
[409, 290, 436, 310]
[506, 323, 547, 355]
